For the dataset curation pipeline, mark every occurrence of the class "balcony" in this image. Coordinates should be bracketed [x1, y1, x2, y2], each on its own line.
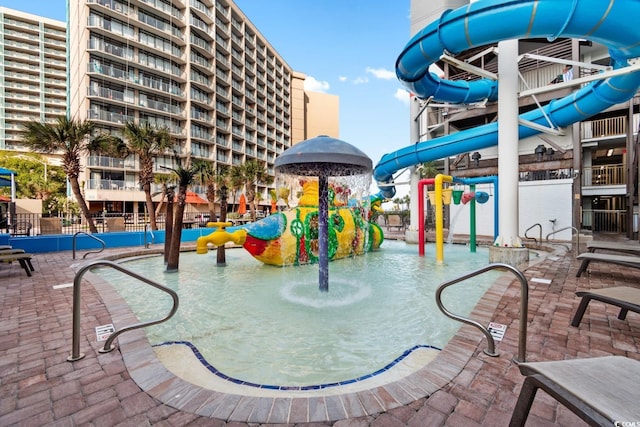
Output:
[581, 163, 627, 197]
[582, 116, 627, 140]
[582, 164, 626, 186]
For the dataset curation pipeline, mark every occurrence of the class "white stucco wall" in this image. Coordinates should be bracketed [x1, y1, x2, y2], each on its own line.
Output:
[447, 179, 574, 242]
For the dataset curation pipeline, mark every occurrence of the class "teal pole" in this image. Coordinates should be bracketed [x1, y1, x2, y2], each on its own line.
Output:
[470, 184, 476, 253]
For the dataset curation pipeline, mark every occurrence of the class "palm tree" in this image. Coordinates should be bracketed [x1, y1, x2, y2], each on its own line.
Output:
[166, 158, 197, 272]
[214, 165, 230, 223]
[418, 161, 440, 179]
[153, 173, 173, 219]
[21, 116, 119, 233]
[163, 184, 176, 264]
[228, 164, 245, 212]
[151, 173, 175, 263]
[193, 159, 216, 220]
[193, 161, 232, 265]
[242, 160, 273, 221]
[214, 166, 232, 266]
[122, 121, 173, 231]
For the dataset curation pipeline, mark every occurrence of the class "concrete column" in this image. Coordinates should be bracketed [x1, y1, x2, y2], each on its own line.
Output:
[407, 95, 422, 244]
[490, 39, 528, 266]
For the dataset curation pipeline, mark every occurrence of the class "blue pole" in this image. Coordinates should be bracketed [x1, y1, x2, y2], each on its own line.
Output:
[318, 175, 329, 292]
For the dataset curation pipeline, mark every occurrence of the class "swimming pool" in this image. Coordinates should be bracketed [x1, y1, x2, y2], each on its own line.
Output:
[94, 240, 498, 388]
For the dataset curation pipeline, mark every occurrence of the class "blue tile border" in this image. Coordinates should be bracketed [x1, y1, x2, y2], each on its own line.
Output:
[154, 340, 441, 391]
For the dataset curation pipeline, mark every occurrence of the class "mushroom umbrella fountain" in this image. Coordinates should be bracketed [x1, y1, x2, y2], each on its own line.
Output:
[274, 135, 372, 292]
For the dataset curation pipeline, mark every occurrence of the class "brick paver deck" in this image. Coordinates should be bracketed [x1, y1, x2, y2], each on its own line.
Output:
[1, 236, 638, 426]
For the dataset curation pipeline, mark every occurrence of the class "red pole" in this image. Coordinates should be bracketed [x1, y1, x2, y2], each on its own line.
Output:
[417, 178, 436, 256]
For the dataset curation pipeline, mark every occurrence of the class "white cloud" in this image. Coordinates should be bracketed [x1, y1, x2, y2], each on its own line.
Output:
[366, 67, 396, 80]
[394, 88, 410, 104]
[338, 76, 348, 82]
[353, 76, 369, 85]
[304, 76, 330, 92]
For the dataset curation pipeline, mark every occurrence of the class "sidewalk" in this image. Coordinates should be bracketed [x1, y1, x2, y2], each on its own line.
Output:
[1, 239, 639, 426]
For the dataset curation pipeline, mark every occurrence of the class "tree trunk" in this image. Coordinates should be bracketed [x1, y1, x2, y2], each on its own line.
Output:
[217, 188, 228, 266]
[143, 182, 157, 231]
[247, 189, 257, 222]
[70, 177, 97, 233]
[166, 191, 186, 272]
[164, 198, 174, 264]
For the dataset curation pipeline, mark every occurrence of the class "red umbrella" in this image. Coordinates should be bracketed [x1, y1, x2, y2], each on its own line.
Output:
[238, 194, 247, 214]
[174, 191, 208, 204]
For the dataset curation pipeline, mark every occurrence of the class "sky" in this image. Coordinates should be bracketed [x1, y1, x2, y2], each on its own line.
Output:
[0, 0, 414, 198]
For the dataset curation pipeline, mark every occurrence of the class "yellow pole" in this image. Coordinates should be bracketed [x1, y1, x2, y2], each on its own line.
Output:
[435, 174, 453, 263]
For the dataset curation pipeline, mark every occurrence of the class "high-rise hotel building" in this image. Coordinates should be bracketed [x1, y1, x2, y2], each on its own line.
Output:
[0, 8, 67, 152]
[66, 0, 338, 215]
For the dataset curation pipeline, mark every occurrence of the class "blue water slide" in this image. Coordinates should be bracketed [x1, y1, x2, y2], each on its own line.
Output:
[374, 0, 640, 198]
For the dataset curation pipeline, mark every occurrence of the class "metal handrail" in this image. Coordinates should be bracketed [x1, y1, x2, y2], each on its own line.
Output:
[67, 259, 179, 362]
[546, 226, 579, 253]
[435, 263, 529, 363]
[524, 223, 542, 245]
[144, 224, 154, 248]
[72, 231, 106, 259]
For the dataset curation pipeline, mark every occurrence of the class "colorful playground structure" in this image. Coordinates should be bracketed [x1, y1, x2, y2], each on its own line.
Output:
[421, 174, 498, 264]
[196, 180, 384, 266]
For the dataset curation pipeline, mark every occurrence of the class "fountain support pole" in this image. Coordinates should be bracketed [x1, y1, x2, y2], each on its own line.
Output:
[318, 174, 329, 292]
[274, 135, 372, 293]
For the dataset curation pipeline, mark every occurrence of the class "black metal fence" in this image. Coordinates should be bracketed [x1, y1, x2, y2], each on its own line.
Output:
[1, 212, 219, 236]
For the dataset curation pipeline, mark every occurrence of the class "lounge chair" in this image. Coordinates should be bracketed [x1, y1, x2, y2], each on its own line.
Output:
[0, 248, 25, 254]
[509, 356, 640, 426]
[386, 214, 405, 231]
[39, 217, 62, 235]
[570, 286, 640, 327]
[105, 217, 126, 232]
[587, 241, 640, 255]
[0, 251, 35, 276]
[575, 252, 640, 277]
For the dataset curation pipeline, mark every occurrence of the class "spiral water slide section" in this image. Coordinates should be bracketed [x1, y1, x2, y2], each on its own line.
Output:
[374, 0, 640, 198]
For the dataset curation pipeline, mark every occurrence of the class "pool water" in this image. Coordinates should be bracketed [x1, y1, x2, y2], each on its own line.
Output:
[95, 240, 498, 387]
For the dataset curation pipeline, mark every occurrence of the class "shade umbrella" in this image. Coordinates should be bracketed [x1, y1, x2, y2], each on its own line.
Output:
[238, 194, 247, 215]
[178, 191, 208, 205]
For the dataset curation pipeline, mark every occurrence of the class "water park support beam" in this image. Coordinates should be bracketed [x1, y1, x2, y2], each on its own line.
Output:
[495, 39, 521, 248]
[489, 39, 528, 267]
[409, 94, 422, 235]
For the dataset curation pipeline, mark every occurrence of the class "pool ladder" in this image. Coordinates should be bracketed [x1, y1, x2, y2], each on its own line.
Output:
[546, 226, 579, 254]
[72, 231, 106, 259]
[524, 223, 542, 246]
[67, 259, 179, 362]
[435, 263, 529, 363]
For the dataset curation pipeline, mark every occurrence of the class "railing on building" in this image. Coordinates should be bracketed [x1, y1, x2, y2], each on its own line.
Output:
[582, 209, 627, 233]
[581, 116, 627, 139]
[582, 164, 626, 186]
[519, 168, 574, 182]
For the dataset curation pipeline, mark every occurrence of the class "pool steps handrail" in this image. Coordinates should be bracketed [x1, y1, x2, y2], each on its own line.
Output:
[435, 263, 529, 363]
[524, 223, 542, 246]
[144, 223, 154, 248]
[72, 231, 106, 260]
[67, 259, 179, 362]
[546, 226, 579, 254]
